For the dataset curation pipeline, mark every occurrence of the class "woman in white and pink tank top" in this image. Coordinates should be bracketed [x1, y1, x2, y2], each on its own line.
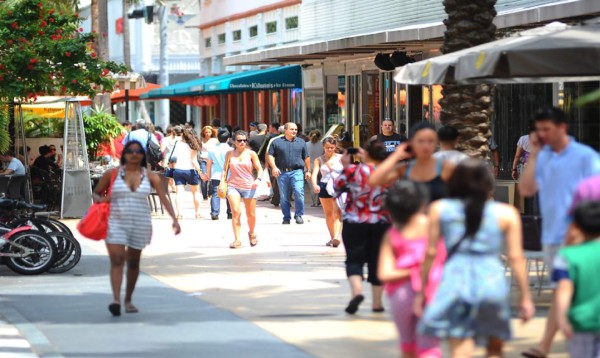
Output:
[218, 130, 263, 249]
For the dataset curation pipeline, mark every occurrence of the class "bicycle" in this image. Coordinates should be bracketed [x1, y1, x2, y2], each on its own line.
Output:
[0, 225, 57, 275]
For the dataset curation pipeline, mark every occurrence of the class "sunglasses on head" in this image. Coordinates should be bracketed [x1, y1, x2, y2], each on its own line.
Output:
[124, 148, 144, 154]
[236, 139, 248, 143]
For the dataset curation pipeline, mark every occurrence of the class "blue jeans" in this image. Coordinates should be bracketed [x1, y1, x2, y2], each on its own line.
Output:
[200, 160, 209, 199]
[210, 179, 231, 216]
[277, 169, 305, 221]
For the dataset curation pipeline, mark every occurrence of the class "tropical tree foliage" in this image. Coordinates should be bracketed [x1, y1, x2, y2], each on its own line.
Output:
[0, 0, 128, 102]
[439, 0, 497, 158]
[83, 105, 122, 159]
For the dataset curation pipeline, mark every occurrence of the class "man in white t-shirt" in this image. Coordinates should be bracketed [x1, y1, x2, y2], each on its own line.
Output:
[433, 126, 469, 164]
[0, 151, 25, 176]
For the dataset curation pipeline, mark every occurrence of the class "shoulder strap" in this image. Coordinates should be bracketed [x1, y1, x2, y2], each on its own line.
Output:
[321, 156, 334, 173]
[147, 132, 151, 148]
[404, 160, 415, 178]
[221, 151, 232, 181]
[436, 158, 443, 176]
[168, 141, 178, 162]
[106, 168, 119, 196]
[257, 134, 270, 156]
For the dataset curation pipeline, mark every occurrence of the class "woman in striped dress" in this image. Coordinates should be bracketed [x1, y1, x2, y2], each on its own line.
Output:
[93, 140, 181, 316]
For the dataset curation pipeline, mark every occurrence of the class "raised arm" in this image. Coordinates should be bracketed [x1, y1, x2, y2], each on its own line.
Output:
[369, 143, 411, 186]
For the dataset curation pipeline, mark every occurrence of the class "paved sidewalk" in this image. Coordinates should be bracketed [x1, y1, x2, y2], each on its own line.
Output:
[0, 313, 38, 358]
[80, 193, 568, 358]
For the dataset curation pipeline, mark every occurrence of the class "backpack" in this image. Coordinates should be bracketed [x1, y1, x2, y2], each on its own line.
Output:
[146, 132, 164, 170]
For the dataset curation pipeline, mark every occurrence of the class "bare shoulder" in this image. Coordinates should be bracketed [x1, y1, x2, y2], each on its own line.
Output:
[494, 201, 520, 227]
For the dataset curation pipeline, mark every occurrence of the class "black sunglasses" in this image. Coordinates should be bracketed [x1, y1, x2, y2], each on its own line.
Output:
[236, 139, 248, 143]
[124, 148, 144, 154]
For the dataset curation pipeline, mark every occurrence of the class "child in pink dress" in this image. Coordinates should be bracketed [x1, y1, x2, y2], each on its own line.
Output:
[378, 180, 446, 358]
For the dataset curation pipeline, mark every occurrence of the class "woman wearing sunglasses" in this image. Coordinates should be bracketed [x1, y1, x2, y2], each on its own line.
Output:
[93, 140, 180, 316]
[219, 130, 263, 249]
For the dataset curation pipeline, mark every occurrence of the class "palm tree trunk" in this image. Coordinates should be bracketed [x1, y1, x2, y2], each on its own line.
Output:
[123, 0, 131, 68]
[92, 0, 111, 112]
[439, 0, 497, 159]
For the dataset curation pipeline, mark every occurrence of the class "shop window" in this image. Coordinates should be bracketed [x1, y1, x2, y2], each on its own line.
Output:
[232, 30, 241, 41]
[217, 33, 226, 44]
[249, 25, 258, 38]
[266, 21, 277, 34]
[204, 37, 211, 48]
[285, 16, 298, 30]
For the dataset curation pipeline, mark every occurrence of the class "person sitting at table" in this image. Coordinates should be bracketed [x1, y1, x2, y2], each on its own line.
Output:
[0, 150, 25, 176]
[33, 145, 60, 174]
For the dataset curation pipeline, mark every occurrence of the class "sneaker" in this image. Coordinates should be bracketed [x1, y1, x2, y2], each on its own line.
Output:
[295, 216, 304, 224]
[227, 213, 232, 220]
[282, 220, 291, 225]
[211, 214, 219, 220]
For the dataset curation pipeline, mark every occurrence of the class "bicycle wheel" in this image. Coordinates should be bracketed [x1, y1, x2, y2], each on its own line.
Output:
[10, 218, 60, 234]
[45, 219, 74, 237]
[47, 232, 81, 274]
[5, 230, 57, 275]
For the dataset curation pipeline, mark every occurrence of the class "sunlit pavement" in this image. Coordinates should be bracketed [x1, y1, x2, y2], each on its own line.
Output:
[1, 190, 568, 357]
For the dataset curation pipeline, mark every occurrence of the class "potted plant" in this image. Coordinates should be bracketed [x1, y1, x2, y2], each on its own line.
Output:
[83, 105, 122, 161]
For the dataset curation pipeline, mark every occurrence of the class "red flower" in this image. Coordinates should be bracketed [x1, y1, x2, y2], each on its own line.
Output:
[56, 29, 62, 34]
[37, 2, 43, 8]
[40, 20, 47, 27]
[48, 9, 55, 15]
[78, 27, 83, 32]
[61, 86, 67, 92]
[38, 31, 44, 36]
[29, 58, 38, 64]
[93, 85, 98, 90]
[51, 35, 57, 41]
[49, 18, 54, 23]
[72, 79, 77, 84]
[65, 51, 71, 57]
[0, 75, 4, 82]
[10, 22, 18, 29]
[0, 64, 4, 70]
[28, 65, 34, 70]
[92, 30, 96, 34]
[91, 52, 97, 58]
[6, 40, 13, 45]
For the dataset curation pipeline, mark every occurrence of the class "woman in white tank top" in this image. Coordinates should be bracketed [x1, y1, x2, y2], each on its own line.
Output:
[310, 137, 343, 247]
[172, 128, 203, 218]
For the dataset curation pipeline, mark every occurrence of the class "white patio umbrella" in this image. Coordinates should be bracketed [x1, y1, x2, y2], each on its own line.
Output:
[393, 22, 569, 85]
[455, 20, 600, 83]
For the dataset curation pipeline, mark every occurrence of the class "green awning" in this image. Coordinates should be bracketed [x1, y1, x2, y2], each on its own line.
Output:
[141, 65, 302, 99]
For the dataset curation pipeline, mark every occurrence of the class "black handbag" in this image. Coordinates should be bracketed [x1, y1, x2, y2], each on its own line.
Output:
[164, 141, 178, 178]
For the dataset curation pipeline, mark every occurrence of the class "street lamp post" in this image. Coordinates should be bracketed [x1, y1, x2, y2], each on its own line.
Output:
[115, 72, 144, 123]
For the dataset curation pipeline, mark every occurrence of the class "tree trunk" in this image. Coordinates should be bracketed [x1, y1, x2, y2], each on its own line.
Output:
[92, 0, 111, 113]
[439, 0, 497, 159]
[122, 0, 131, 68]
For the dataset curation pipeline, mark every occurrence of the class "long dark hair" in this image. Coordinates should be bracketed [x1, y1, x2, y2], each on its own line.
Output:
[384, 180, 429, 226]
[120, 140, 147, 168]
[182, 128, 200, 150]
[447, 159, 494, 238]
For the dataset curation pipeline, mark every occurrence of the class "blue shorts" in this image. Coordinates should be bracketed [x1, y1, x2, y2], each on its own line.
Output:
[227, 186, 257, 199]
[173, 169, 199, 186]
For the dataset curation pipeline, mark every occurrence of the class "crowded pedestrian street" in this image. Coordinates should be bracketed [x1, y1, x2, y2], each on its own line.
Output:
[0, 194, 568, 357]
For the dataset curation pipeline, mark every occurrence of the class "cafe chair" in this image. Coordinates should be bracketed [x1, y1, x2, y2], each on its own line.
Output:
[148, 172, 171, 215]
[0, 176, 10, 196]
[6, 175, 26, 201]
[504, 215, 547, 296]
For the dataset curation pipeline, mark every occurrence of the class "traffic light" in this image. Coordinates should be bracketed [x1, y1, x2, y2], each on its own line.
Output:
[128, 5, 154, 24]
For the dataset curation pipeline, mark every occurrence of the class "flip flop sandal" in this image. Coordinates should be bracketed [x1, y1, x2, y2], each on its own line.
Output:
[229, 241, 242, 249]
[345, 294, 364, 315]
[332, 239, 341, 248]
[248, 233, 258, 247]
[108, 303, 121, 317]
[521, 348, 547, 358]
[125, 304, 139, 314]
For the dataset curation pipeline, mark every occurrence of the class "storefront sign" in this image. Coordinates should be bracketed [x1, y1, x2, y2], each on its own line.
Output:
[228, 82, 299, 90]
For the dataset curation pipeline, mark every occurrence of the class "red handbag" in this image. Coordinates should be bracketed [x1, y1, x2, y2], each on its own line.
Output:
[77, 169, 118, 240]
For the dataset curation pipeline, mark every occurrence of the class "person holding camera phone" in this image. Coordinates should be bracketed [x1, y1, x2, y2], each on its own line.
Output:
[334, 141, 390, 314]
[370, 122, 454, 203]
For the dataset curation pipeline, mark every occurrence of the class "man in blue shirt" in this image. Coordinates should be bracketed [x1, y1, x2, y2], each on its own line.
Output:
[267, 122, 311, 225]
[122, 119, 159, 149]
[519, 107, 600, 358]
